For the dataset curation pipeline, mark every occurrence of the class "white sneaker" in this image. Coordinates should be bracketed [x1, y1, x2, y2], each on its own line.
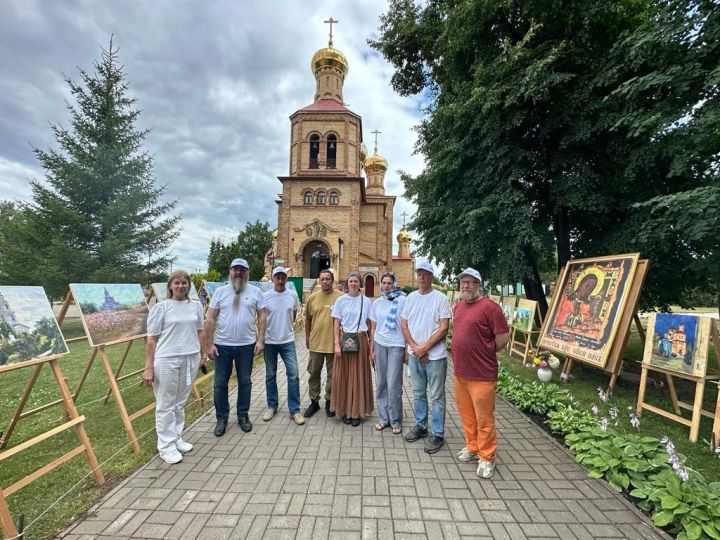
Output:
[176, 439, 193, 453]
[291, 413, 306, 425]
[456, 447, 478, 462]
[159, 448, 183, 464]
[262, 408, 276, 422]
[476, 459, 495, 479]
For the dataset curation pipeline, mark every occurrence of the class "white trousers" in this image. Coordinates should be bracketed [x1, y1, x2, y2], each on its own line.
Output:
[153, 352, 200, 453]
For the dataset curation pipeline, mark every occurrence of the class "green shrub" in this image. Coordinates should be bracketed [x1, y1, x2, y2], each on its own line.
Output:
[546, 405, 597, 435]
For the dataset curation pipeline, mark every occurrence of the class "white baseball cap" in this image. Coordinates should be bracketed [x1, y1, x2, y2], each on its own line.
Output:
[230, 258, 249, 269]
[457, 267, 482, 282]
[272, 267, 289, 277]
[415, 261, 434, 275]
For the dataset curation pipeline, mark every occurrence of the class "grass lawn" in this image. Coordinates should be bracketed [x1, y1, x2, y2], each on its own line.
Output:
[500, 323, 720, 482]
[0, 318, 239, 540]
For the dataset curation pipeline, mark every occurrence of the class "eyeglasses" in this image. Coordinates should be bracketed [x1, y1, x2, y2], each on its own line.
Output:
[459, 280, 480, 287]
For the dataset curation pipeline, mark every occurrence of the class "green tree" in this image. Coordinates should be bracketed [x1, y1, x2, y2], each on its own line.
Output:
[207, 220, 272, 280]
[370, 0, 719, 314]
[0, 40, 179, 298]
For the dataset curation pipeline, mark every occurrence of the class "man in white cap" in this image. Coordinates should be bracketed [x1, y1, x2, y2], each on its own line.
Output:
[400, 261, 452, 454]
[260, 267, 305, 425]
[452, 267, 509, 478]
[205, 258, 265, 437]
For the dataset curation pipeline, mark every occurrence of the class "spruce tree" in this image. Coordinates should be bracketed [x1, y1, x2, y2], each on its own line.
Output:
[1, 40, 178, 298]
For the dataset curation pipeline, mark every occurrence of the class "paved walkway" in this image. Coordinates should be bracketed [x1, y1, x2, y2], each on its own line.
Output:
[61, 337, 666, 539]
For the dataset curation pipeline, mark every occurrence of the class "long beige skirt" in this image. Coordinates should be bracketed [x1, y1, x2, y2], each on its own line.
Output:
[330, 332, 374, 419]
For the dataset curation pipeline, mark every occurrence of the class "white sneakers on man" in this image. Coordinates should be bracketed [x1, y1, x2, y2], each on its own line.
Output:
[175, 439, 193, 453]
[291, 413, 306, 425]
[159, 448, 183, 465]
[456, 447, 478, 462]
[263, 408, 276, 421]
[476, 459, 495, 479]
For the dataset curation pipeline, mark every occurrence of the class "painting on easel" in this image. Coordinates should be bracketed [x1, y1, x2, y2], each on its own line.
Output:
[643, 313, 712, 378]
[0, 286, 68, 367]
[538, 253, 639, 368]
[501, 298, 516, 324]
[512, 299, 537, 333]
[70, 284, 148, 347]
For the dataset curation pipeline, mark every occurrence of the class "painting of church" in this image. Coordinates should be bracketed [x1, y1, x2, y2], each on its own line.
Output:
[70, 284, 148, 347]
[643, 312, 712, 377]
[268, 25, 414, 296]
[0, 286, 68, 367]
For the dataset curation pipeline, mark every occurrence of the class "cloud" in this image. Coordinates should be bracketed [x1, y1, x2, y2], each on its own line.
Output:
[0, 1, 424, 272]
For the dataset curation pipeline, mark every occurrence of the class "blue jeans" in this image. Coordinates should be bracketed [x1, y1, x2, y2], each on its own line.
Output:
[408, 355, 447, 437]
[264, 341, 301, 414]
[213, 343, 255, 421]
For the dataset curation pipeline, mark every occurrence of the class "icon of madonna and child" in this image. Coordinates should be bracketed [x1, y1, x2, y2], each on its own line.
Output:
[539, 254, 639, 368]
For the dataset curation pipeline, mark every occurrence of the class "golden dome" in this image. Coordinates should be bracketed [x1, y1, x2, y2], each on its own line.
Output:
[359, 143, 368, 165]
[397, 228, 411, 243]
[364, 151, 388, 172]
[311, 46, 349, 76]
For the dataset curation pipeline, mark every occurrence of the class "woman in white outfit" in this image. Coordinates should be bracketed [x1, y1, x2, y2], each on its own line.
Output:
[143, 270, 205, 464]
[369, 272, 406, 434]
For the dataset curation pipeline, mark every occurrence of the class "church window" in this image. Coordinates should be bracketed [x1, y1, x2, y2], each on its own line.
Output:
[317, 191, 326, 205]
[303, 191, 313, 205]
[326, 134, 337, 168]
[309, 134, 320, 169]
[329, 191, 339, 205]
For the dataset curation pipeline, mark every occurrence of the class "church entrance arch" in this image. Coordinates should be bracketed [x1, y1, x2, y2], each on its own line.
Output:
[364, 274, 375, 297]
[303, 240, 331, 279]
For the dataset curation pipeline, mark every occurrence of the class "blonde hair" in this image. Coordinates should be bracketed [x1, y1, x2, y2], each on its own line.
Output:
[167, 270, 192, 301]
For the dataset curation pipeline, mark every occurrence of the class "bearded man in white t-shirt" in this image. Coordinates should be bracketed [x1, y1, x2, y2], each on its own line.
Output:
[260, 267, 305, 425]
[400, 261, 452, 454]
[205, 258, 265, 437]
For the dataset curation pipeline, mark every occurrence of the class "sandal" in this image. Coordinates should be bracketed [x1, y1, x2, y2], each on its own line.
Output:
[392, 426, 402, 435]
[375, 422, 389, 431]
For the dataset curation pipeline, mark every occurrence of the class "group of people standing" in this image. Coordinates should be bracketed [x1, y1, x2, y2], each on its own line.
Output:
[142, 257, 510, 480]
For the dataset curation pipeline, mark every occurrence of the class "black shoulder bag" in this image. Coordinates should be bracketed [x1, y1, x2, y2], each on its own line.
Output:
[341, 296, 364, 353]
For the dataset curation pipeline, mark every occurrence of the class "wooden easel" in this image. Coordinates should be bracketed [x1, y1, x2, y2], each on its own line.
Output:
[636, 321, 720, 443]
[502, 297, 518, 353]
[0, 356, 105, 539]
[558, 259, 649, 390]
[508, 299, 542, 362]
[711, 380, 720, 451]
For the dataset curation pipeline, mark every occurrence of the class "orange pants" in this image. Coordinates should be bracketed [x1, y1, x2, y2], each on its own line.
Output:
[454, 376, 497, 461]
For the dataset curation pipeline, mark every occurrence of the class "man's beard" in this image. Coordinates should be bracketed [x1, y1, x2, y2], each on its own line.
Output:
[231, 276, 247, 293]
[461, 290, 481, 302]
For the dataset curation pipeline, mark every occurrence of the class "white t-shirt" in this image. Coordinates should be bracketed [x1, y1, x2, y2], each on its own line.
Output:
[209, 284, 263, 346]
[369, 295, 406, 348]
[147, 299, 204, 358]
[331, 294, 372, 332]
[401, 289, 452, 360]
[261, 288, 300, 344]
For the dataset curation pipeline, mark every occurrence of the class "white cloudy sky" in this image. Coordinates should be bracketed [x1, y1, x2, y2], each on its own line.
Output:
[0, 1, 426, 273]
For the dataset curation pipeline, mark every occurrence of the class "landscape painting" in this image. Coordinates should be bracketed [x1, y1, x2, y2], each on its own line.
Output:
[538, 253, 639, 368]
[201, 281, 225, 300]
[0, 286, 68, 367]
[501, 297, 516, 324]
[643, 313, 712, 377]
[70, 284, 148, 347]
[513, 299, 538, 333]
[150, 281, 199, 302]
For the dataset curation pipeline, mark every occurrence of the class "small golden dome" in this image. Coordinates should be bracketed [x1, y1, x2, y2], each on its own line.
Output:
[260, 275, 269, 282]
[397, 228, 411, 243]
[360, 143, 368, 165]
[364, 151, 388, 172]
[311, 46, 349, 76]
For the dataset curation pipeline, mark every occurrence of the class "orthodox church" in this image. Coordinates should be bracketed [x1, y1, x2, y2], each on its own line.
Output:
[268, 21, 414, 296]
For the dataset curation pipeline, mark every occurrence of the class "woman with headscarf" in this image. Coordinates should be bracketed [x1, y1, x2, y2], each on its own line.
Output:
[330, 271, 373, 426]
[369, 272, 406, 434]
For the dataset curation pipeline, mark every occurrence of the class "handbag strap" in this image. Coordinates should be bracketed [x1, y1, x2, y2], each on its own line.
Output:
[350, 294, 363, 333]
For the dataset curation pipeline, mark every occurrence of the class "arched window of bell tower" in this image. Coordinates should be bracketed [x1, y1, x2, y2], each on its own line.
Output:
[326, 134, 337, 169]
[309, 134, 320, 169]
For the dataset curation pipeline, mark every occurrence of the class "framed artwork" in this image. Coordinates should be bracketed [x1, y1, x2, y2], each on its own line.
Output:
[150, 281, 199, 301]
[513, 299, 537, 333]
[70, 284, 148, 347]
[202, 281, 225, 300]
[488, 294, 502, 306]
[501, 297, 516, 324]
[642, 313, 713, 377]
[538, 253, 640, 368]
[249, 281, 273, 293]
[0, 286, 68, 367]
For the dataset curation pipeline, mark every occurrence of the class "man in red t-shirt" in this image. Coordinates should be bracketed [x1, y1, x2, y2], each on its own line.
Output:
[451, 268, 510, 479]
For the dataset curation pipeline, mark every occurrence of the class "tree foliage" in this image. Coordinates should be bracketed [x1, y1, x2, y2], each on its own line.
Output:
[207, 220, 273, 280]
[370, 0, 719, 313]
[0, 40, 179, 298]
